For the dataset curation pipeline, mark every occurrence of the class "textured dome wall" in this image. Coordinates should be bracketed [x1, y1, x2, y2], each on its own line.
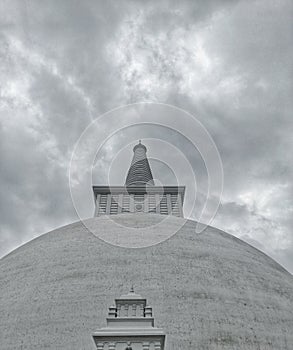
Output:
[0, 214, 292, 350]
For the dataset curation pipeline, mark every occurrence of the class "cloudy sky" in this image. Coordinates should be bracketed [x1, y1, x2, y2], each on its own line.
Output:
[0, 1, 292, 272]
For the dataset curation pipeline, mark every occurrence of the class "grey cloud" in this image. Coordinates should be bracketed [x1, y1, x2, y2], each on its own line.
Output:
[0, 0, 292, 273]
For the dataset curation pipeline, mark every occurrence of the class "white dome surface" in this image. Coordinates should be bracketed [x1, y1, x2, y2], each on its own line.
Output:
[0, 214, 292, 350]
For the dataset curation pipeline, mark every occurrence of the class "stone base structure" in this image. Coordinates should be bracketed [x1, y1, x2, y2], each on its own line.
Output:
[93, 288, 165, 350]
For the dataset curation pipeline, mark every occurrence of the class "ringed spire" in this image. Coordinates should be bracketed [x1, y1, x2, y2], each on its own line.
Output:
[125, 140, 155, 187]
[92, 140, 185, 216]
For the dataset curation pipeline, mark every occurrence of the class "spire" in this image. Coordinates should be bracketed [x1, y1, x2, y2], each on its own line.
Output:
[125, 140, 155, 187]
[93, 140, 185, 217]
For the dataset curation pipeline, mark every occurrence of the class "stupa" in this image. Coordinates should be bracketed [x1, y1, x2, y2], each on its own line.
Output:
[0, 141, 292, 350]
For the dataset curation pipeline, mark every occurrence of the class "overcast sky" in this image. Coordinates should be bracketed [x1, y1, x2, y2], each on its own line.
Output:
[0, 0, 292, 272]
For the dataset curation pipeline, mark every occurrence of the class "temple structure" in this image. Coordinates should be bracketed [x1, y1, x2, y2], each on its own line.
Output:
[93, 287, 165, 350]
[0, 140, 292, 350]
[93, 141, 185, 217]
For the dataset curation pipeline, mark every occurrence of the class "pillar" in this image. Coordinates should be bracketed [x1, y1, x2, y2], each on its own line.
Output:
[144, 306, 152, 317]
[108, 306, 117, 318]
[130, 194, 134, 212]
[106, 194, 111, 214]
[108, 342, 116, 350]
[96, 343, 104, 350]
[117, 304, 121, 317]
[132, 303, 136, 316]
[166, 194, 172, 215]
[154, 341, 161, 350]
[155, 194, 160, 214]
[144, 193, 149, 213]
[118, 194, 123, 214]
[95, 194, 101, 216]
[140, 303, 144, 317]
[177, 193, 183, 217]
[125, 304, 129, 317]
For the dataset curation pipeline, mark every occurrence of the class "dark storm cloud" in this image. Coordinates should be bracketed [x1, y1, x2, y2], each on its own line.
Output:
[0, 0, 292, 272]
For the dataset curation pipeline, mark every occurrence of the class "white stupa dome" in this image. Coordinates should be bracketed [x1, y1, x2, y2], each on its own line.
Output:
[0, 214, 292, 349]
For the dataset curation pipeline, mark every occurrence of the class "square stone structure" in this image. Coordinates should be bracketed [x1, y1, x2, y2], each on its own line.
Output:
[93, 185, 185, 217]
[93, 140, 185, 217]
[93, 288, 165, 350]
